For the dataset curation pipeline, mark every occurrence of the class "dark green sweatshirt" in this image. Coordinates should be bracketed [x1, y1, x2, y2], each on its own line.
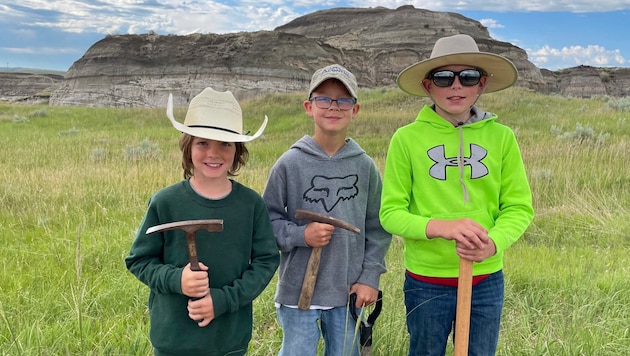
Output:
[125, 179, 279, 355]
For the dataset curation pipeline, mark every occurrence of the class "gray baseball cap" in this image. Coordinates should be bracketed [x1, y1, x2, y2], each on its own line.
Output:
[309, 64, 358, 99]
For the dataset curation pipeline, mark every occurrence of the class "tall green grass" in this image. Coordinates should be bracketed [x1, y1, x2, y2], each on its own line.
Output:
[1, 88, 629, 355]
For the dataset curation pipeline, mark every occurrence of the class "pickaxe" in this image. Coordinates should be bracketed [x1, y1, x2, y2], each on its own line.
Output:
[294, 209, 361, 310]
[146, 219, 224, 301]
[454, 258, 472, 356]
[350, 290, 383, 356]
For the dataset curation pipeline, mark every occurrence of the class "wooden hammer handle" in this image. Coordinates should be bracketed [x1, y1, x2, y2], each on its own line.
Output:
[454, 258, 473, 356]
[185, 232, 201, 271]
[294, 209, 359, 310]
[298, 247, 322, 310]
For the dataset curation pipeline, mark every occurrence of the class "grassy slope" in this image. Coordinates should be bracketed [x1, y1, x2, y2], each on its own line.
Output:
[1, 88, 629, 355]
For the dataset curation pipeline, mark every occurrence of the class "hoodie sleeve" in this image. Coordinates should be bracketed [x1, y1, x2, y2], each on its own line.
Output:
[356, 160, 392, 289]
[262, 158, 309, 252]
[488, 129, 534, 253]
[380, 127, 432, 239]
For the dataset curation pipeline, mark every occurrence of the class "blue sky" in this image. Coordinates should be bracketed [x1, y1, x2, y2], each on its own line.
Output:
[1, 1, 629, 72]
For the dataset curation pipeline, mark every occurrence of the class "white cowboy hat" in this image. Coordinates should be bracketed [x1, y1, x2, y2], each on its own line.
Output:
[166, 87, 267, 142]
[397, 34, 518, 97]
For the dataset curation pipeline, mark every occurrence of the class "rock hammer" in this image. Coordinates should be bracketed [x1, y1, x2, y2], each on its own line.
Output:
[293, 209, 360, 310]
[146, 219, 224, 299]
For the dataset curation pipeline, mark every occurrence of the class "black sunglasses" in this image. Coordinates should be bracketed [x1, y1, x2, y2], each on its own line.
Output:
[428, 69, 484, 87]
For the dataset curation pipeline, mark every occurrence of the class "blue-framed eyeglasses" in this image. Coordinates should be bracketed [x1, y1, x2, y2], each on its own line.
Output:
[428, 69, 484, 87]
[309, 96, 357, 110]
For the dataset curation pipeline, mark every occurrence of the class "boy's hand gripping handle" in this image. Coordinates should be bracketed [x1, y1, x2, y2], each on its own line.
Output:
[294, 209, 360, 310]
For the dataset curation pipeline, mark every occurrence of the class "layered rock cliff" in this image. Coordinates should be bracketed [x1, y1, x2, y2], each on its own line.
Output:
[540, 65, 630, 98]
[3, 6, 627, 107]
[49, 6, 546, 107]
[0, 72, 64, 103]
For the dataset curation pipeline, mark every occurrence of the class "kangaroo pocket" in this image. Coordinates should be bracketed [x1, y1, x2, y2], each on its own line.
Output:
[432, 209, 495, 231]
[404, 209, 496, 277]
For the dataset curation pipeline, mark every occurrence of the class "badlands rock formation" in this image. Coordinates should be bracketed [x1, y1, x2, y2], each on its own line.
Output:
[49, 6, 544, 107]
[0, 72, 64, 103]
[1, 6, 627, 107]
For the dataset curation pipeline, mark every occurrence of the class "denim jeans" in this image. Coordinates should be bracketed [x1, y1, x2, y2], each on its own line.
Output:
[276, 304, 361, 356]
[404, 270, 504, 356]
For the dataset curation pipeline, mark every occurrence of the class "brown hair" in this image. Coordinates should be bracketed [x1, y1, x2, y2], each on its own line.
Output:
[178, 134, 249, 179]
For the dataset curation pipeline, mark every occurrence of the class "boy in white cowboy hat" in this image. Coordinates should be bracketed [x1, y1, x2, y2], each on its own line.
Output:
[263, 64, 392, 356]
[380, 34, 534, 355]
[125, 87, 279, 356]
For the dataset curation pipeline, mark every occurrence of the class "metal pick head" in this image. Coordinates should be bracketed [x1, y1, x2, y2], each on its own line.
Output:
[146, 219, 224, 234]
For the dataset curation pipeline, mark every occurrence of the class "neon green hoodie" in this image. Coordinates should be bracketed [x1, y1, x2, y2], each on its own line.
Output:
[380, 105, 534, 277]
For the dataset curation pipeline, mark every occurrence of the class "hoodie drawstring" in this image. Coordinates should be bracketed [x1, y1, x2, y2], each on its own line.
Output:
[457, 72, 493, 204]
[457, 122, 470, 204]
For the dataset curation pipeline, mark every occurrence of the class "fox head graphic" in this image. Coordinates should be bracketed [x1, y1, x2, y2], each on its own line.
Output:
[303, 174, 359, 212]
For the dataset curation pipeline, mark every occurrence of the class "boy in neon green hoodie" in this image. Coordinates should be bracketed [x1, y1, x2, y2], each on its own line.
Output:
[380, 34, 534, 355]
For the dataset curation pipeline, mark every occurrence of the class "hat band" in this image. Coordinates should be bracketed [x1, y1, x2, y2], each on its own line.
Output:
[188, 125, 240, 135]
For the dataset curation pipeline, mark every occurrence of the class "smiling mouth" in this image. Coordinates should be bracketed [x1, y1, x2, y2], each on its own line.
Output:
[205, 163, 222, 168]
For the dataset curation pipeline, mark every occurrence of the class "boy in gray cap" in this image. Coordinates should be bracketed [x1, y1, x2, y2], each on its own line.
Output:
[263, 64, 392, 356]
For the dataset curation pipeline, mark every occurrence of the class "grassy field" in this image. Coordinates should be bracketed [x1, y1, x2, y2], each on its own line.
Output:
[1, 87, 629, 355]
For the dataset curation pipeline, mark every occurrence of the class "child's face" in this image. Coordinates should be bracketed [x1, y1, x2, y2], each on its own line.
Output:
[304, 79, 359, 136]
[190, 136, 236, 182]
[422, 65, 487, 122]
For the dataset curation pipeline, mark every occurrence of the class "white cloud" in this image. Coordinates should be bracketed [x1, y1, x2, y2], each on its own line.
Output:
[234, 6, 301, 31]
[7, 28, 39, 39]
[162, 4, 238, 34]
[479, 18, 503, 29]
[528, 44, 626, 69]
[3, 46, 76, 55]
[3, 0, 630, 71]
[8, 0, 630, 35]
[9, 0, 96, 17]
[352, 0, 630, 12]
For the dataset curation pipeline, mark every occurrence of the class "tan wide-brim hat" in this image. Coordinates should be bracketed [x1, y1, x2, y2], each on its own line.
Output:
[397, 34, 518, 97]
[166, 87, 267, 142]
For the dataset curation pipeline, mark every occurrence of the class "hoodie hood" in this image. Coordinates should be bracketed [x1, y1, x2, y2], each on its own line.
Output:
[417, 105, 497, 128]
[291, 135, 366, 160]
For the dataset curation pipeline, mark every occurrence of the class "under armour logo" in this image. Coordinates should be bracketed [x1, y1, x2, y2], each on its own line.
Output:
[428, 144, 488, 180]
[303, 175, 359, 212]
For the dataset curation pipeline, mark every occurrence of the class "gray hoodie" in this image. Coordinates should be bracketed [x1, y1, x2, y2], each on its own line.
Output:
[263, 135, 392, 308]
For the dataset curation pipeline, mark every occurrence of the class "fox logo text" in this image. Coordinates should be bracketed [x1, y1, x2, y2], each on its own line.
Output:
[303, 175, 359, 212]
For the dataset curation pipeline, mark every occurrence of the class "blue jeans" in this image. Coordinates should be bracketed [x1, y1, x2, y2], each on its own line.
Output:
[404, 270, 504, 356]
[277, 304, 361, 356]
